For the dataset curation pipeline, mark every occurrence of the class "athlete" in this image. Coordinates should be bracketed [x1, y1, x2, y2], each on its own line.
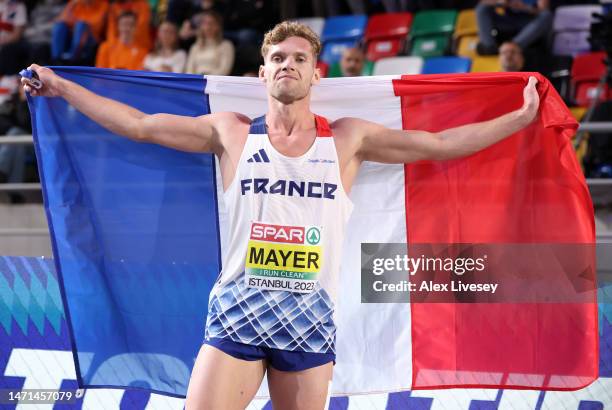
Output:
[23, 21, 540, 410]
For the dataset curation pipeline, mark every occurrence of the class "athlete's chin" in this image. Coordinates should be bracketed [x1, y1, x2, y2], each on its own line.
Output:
[271, 88, 308, 105]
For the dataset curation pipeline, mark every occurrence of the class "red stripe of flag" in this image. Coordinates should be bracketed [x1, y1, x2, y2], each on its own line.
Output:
[393, 72, 598, 390]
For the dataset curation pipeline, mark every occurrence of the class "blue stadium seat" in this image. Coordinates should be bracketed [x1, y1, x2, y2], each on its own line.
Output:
[421, 57, 471, 74]
[320, 14, 368, 65]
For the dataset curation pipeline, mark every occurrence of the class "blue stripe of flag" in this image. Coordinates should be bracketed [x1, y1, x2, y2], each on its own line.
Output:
[28, 67, 221, 397]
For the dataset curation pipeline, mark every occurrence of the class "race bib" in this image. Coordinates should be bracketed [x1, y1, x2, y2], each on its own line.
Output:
[245, 221, 323, 293]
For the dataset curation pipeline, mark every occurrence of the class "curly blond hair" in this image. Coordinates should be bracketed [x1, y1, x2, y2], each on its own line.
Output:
[261, 21, 321, 61]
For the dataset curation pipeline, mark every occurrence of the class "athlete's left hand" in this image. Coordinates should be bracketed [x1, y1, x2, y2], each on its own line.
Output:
[520, 76, 540, 125]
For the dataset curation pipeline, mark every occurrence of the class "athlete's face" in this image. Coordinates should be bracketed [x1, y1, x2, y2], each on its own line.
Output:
[260, 36, 320, 104]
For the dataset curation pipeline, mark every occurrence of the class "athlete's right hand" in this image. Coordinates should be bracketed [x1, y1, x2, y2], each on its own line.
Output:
[21, 64, 63, 98]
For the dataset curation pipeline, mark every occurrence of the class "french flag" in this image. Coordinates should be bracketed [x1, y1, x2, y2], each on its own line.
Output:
[27, 67, 597, 398]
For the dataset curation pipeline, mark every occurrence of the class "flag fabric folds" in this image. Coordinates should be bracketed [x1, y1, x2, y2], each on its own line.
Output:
[28, 68, 597, 398]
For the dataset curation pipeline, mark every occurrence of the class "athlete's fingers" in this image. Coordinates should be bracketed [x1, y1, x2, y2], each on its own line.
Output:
[28, 63, 42, 74]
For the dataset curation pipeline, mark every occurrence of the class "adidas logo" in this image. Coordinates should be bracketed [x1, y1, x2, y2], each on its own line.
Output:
[247, 149, 270, 163]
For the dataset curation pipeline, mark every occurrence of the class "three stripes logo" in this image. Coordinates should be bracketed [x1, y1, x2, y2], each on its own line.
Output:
[247, 149, 270, 163]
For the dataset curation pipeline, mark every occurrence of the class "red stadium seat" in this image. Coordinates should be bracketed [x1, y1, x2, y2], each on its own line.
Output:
[317, 61, 329, 78]
[571, 52, 606, 83]
[571, 52, 612, 106]
[364, 13, 413, 61]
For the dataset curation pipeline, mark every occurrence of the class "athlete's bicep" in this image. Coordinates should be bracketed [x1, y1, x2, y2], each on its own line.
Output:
[138, 113, 219, 153]
[357, 120, 442, 164]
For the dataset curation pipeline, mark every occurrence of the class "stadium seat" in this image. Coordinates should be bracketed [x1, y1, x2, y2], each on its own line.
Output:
[411, 35, 451, 57]
[320, 15, 368, 65]
[571, 51, 611, 106]
[422, 56, 471, 74]
[552, 5, 602, 56]
[364, 12, 413, 61]
[454, 9, 477, 39]
[456, 35, 479, 58]
[362, 60, 374, 75]
[553, 5, 602, 31]
[409, 10, 457, 57]
[328, 60, 374, 77]
[296, 17, 325, 37]
[317, 61, 329, 77]
[410, 10, 457, 37]
[569, 106, 587, 122]
[553, 31, 592, 56]
[572, 52, 606, 83]
[454, 10, 478, 58]
[470, 56, 501, 72]
[372, 56, 423, 75]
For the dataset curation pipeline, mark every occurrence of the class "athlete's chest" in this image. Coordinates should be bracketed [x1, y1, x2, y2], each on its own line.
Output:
[266, 132, 316, 158]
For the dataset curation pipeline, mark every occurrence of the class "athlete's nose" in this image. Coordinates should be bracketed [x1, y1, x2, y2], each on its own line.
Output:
[281, 57, 297, 71]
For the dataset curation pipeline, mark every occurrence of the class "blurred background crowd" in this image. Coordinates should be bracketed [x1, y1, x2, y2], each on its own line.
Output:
[0, 0, 611, 202]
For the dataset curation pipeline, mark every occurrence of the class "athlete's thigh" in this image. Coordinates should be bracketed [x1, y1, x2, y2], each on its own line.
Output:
[185, 344, 266, 410]
[267, 362, 333, 410]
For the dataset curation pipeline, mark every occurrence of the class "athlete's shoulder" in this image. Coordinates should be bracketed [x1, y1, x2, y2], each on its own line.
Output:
[199, 111, 251, 139]
[200, 111, 251, 128]
[330, 117, 380, 139]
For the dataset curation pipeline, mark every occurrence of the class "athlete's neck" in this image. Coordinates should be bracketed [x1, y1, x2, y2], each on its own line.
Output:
[266, 99, 315, 137]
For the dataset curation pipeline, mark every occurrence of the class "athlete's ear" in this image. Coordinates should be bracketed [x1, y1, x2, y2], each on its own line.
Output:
[312, 62, 321, 85]
[259, 65, 266, 83]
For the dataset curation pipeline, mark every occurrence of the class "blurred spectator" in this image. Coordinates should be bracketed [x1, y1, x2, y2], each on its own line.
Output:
[279, 0, 325, 19]
[143, 21, 186, 72]
[166, 0, 225, 31]
[0, 74, 19, 133]
[185, 11, 234, 75]
[328, 0, 367, 14]
[1, 0, 64, 71]
[280, 0, 366, 18]
[96, 11, 148, 69]
[380, 0, 409, 11]
[177, 0, 224, 43]
[106, 0, 152, 50]
[52, 0, 109, 63]
[0, 0, 27, 75]
[476, 0, 552, 55]
[223, 0, 266, 47]
[0, 81, 32, 194]
[499, 41, 524, 71]
[340, 47, 365, 77]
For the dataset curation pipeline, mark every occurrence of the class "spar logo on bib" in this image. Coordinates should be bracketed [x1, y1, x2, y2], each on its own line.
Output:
[306, 227, 320, 245]
[245, 222, 323, 293]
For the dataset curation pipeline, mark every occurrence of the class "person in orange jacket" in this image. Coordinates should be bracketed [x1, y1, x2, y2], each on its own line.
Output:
[96, 10, 147, 70]
[106, 0, 151, 50]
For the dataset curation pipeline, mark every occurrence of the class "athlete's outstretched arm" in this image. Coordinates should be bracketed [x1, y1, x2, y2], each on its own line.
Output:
[355, 76, 540, 164]
[22, 64, 221, 154]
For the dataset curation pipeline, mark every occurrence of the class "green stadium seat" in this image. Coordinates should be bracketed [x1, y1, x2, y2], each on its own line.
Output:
[410, 10, 457, 38]
[409, 10, 457, 57]
[410, 35, 450, 57]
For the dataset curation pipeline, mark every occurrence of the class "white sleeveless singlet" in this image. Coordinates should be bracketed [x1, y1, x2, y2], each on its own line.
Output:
[204, 114, 354, 354]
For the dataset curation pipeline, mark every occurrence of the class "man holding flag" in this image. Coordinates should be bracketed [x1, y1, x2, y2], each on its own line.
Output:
[23, 21, 540, 410]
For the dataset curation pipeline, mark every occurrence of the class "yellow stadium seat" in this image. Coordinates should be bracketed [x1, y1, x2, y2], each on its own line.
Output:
[457, 35, 479, 58]
[573, 134, 588, 174]
[569, 106, 587, 122]
[454, 9, 478, 39]
[471, 56, 501, 72]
